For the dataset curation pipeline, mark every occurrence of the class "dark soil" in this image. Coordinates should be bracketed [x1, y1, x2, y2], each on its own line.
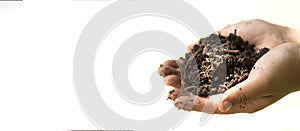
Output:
[171, 30, 269, 97]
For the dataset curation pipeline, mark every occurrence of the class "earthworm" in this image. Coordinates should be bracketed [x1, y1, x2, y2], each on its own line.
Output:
[219, 85, 228, 90]
[238, 73, 249, 83]
[224, 49, 240, 53]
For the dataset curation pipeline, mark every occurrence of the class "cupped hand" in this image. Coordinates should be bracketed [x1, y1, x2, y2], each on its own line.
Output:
[158, 19, 300, 114]
[218, 42, 300, 113]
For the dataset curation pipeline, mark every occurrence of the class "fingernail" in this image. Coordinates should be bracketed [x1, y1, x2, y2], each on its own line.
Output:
[221, 101, 232, 112]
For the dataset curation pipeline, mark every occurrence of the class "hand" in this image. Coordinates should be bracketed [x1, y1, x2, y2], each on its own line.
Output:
[218, 42, 300, 113]
[188, 19, 296, 51]
[158, 19, 300, 114]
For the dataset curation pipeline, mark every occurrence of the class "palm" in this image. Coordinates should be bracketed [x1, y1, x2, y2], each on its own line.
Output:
[218, 19, 288, 49]
[218, 42, 300, 113]
[158, 19, 300, 114]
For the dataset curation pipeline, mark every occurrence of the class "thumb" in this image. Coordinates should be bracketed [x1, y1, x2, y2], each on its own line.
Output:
[218, 77, 265, 112]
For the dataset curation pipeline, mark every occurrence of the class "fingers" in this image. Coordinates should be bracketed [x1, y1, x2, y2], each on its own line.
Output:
[174, 93, 209, 112]
[173, 92, 226, 114]
[218, 20, 259, 40]
[174, 95, 198, 111]
[173, 94, 235, 114]
[218, 21, 251, 42]
[167, 89, 179, 100]
[162, 60, 179, 68]
[187, 41, 198, 52]
[164, 75, 181, 89]
[171, 82, 270, 114]
[218, 80, 250, 112]
[158, 60, 182, 89]
[158, 60, 179, 77]
[218, 76, 267, 112]
[217, 19, 277, 49]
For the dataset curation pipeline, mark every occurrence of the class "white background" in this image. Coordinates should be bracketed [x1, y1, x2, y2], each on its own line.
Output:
[1, 0, 300, 130]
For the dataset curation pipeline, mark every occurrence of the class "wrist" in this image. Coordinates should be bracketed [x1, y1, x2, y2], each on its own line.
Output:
[280, 43, 300, 91]
[294, 44, 300, 91]
[298, 44, 300, 90]
[286, 27, 300, 45]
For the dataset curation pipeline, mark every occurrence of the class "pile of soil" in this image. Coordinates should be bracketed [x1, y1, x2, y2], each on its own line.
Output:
[166, 30, 269, 97]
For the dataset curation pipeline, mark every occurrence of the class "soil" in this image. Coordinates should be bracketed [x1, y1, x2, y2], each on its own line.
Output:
[166, 30, 269, 98]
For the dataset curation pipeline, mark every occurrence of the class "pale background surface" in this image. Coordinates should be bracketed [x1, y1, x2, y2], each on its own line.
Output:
[0, 0, 299, 130]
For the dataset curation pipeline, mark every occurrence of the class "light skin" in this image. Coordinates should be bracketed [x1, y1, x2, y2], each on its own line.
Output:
[158, 19, 300, 114]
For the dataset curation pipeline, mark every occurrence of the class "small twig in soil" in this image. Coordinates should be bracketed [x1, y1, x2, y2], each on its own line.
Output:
[234, 29, 237, 36]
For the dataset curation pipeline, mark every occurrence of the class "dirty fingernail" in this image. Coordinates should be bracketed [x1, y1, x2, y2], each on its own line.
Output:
[221, 101, 232, 112]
